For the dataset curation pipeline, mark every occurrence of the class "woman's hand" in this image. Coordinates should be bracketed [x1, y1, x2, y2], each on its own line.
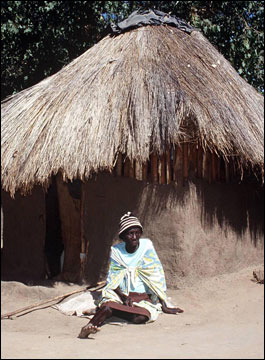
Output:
[114, 287, 133, 306]
[121, 294, 133, 307]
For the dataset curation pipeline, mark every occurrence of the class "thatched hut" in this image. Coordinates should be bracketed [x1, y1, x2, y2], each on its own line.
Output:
[1, 10, 264, 286]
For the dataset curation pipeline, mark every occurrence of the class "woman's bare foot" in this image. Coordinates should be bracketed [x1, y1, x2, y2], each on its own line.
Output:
[175, 308, 184, 313]
[78, 324, 100, 339]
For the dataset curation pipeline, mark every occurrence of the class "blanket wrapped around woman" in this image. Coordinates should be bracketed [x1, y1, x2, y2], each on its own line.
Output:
[96, 238, 170, 322]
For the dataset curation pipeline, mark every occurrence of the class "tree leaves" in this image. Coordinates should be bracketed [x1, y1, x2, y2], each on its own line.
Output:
[1, 1, 264, 99]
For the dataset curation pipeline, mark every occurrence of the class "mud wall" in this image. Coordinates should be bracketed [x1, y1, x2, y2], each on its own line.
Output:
[83, 173, 264, 288]
[1, 187, 46, 281]
[1, 173, 263, 287]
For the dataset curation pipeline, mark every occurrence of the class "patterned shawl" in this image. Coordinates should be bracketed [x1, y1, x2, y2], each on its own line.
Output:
[97, 238, 168, 308]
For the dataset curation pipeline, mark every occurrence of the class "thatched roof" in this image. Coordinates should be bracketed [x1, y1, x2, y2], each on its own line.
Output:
[1, 22, 264, 196]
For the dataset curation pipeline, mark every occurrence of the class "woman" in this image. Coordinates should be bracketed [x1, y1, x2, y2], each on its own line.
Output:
[78, 212, 183, 338]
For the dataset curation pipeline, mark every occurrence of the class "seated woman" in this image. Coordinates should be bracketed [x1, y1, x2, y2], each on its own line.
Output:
[78, 212, 183, 338]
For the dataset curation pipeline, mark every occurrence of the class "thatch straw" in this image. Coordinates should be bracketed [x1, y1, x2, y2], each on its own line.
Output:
[1, 25, 264, 196]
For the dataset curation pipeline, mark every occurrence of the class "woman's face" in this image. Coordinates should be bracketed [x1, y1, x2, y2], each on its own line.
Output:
[123, 226, 142, 251]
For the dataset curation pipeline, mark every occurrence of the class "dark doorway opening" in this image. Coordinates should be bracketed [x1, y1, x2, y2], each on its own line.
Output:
[44, 176, 64, 279]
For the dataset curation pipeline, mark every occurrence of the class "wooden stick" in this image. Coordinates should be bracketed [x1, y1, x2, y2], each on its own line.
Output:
[115, 153, 122, 177]
[174, 146, 182, 184]
[135, 161, 142, 181]
[202, 150, 208, 181]
[166, 147, 172, 184]
[182, 143, 189, 185]
[173, 147, 177, 182]
[129, 159, 135, 178]
[151, 153, 158, 184]
[142, 161, 148, 181]
[159, 154, 166, 184]
[1, 281, 106, 320]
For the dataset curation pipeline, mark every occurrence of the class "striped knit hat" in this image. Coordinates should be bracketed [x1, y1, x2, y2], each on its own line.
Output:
[118, 212, 143, 236]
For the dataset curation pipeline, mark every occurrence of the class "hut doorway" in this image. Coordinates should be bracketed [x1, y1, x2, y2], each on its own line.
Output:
[44, 176, 64, 279]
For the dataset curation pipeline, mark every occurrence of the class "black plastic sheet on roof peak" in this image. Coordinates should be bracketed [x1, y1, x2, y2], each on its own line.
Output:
[110, 9, 195, 35]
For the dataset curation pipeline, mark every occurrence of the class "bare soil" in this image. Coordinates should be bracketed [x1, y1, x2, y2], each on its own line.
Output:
[1, 264, 264, 359]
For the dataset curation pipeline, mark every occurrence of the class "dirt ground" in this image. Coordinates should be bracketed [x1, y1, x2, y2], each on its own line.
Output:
[1, 264, 264, 359]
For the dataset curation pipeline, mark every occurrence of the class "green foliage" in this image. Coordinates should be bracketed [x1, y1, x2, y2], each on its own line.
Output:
[1, 1, 264, 100]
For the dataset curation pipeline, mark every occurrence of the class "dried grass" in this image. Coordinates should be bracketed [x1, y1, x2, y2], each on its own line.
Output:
[1, 25, 264, 196]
